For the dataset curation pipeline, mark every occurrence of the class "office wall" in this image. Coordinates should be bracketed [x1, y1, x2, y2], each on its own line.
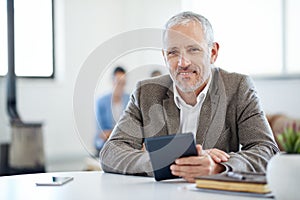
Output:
[0, 80, 9, 143]
[0, 0, 181, 167]
[0, 0, 299, 169]
[255, 79, 300, 118]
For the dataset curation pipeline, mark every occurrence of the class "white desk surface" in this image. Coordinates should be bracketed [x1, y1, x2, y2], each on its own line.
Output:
[0, 171, 270, 200]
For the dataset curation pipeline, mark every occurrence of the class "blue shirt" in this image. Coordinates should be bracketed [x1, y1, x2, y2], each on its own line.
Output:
[95, 93, 130, 150]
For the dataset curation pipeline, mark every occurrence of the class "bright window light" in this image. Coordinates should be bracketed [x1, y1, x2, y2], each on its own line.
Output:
[0, 0, 8, 75]
[286, 0, 300, 74]
[182, 0, 284, 76]
[0, 0, 54, 77]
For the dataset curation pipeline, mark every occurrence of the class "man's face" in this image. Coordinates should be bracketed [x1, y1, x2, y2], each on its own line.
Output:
[113, 72, 126, 93]
[163, 21, 218, 94]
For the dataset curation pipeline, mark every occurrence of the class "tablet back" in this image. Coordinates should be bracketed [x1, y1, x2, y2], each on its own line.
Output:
[144, 133, 197, 181]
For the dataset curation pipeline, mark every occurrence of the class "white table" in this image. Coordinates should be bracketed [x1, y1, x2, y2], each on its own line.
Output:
[0, 171, 270, 200]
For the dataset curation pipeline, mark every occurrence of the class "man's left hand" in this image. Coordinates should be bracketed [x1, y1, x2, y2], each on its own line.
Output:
[170, 145, 228, 183]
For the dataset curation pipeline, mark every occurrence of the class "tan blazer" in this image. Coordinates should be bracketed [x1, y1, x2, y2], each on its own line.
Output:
[100, 67, 279, 176]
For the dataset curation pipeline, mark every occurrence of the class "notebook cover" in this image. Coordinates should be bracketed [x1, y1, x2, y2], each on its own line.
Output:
[195, 172, 271, 194]
[196, 172, 267, 184]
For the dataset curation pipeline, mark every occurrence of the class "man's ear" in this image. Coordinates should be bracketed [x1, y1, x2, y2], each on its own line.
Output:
[210, 42, 219, 64]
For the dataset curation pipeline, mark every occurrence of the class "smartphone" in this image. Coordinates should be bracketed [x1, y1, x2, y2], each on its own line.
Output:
[35, 176, 74, 186]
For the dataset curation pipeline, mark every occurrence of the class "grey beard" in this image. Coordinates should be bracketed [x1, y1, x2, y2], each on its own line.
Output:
[175, 80, 203, 93]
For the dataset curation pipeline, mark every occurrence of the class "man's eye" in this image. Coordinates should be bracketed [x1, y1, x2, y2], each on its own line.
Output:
[189, 48, 201, 53]
[167, 50, 178, 56]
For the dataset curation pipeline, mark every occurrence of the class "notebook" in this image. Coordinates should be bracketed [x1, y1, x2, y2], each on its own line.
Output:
[195, 171, 271, 194]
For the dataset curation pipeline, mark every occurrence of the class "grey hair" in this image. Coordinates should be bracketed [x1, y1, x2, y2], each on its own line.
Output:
[163, 11, 214, 47]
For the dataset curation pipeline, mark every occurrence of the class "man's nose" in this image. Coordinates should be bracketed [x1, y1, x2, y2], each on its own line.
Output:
[178, 54, 191, 67]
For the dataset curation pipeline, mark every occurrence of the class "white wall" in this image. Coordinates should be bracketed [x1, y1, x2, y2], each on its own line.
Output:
[0, 0, 181, 169]
[0, 0, 300, 170]
[254, 79, 300, 118]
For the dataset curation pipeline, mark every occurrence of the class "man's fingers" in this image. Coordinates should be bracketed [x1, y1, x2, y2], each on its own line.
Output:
[210, 152, 227, 162]
[197, 145, 230, 162]
[206, 148, 230, 157]
[210, 154, 221, 163]
[196, 144, 203, 156]
[171, 163, 209, 174]
[206, 148, 230, 162]
[183, 177, 196, 183]
[175, 154, 208, 165]
[170, 153, 226, 182]
[177, 146, 229, 167]
[170, 165, 211, 180]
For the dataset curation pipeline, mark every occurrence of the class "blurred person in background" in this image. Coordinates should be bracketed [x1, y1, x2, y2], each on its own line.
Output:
[94, 66, 129, 155]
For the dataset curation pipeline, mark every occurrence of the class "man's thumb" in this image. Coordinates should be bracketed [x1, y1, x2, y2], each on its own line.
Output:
[196, 144, 204, 156]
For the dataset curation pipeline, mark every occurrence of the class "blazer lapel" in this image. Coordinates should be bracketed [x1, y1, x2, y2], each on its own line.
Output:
[197, 68, 226, 149]
[196, 95, 211, 144]
[201, 92, 223, 149]
[163, 89, 180, 135]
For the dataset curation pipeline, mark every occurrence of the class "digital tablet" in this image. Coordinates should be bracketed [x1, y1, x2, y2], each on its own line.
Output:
[144, 133, 197, 181]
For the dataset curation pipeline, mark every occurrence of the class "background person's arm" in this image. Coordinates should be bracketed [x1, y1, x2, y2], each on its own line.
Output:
[99, 81, 153, 176]
[95, 97, 113, 150]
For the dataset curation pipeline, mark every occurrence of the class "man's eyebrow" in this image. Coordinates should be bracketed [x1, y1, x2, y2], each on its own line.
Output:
[165, 46, 179, 51]
[186, 44, 201, 48]
[164, 44, 202, 51]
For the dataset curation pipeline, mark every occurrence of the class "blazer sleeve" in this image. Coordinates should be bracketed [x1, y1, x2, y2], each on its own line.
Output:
[222, 76, 280, 172]
[99, 82, 153, 176]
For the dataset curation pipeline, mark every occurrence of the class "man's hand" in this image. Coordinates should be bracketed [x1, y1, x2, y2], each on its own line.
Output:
[201, 145, 230, 163]
[99, 130, 112, 141]
[170, 145, 229, 183]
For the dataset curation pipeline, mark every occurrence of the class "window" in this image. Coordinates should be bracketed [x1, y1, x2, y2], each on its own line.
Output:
[182, 0, 300, 77]
[286, 0, 300, 74]
[0, 0, 8, 75]
[0, 0, 54, 78]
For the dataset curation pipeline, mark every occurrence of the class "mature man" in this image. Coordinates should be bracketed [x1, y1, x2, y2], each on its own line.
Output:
[100, 11, 279, 182]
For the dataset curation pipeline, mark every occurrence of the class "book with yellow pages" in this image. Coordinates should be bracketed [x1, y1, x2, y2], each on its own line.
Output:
[195, 172, 271, 194]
